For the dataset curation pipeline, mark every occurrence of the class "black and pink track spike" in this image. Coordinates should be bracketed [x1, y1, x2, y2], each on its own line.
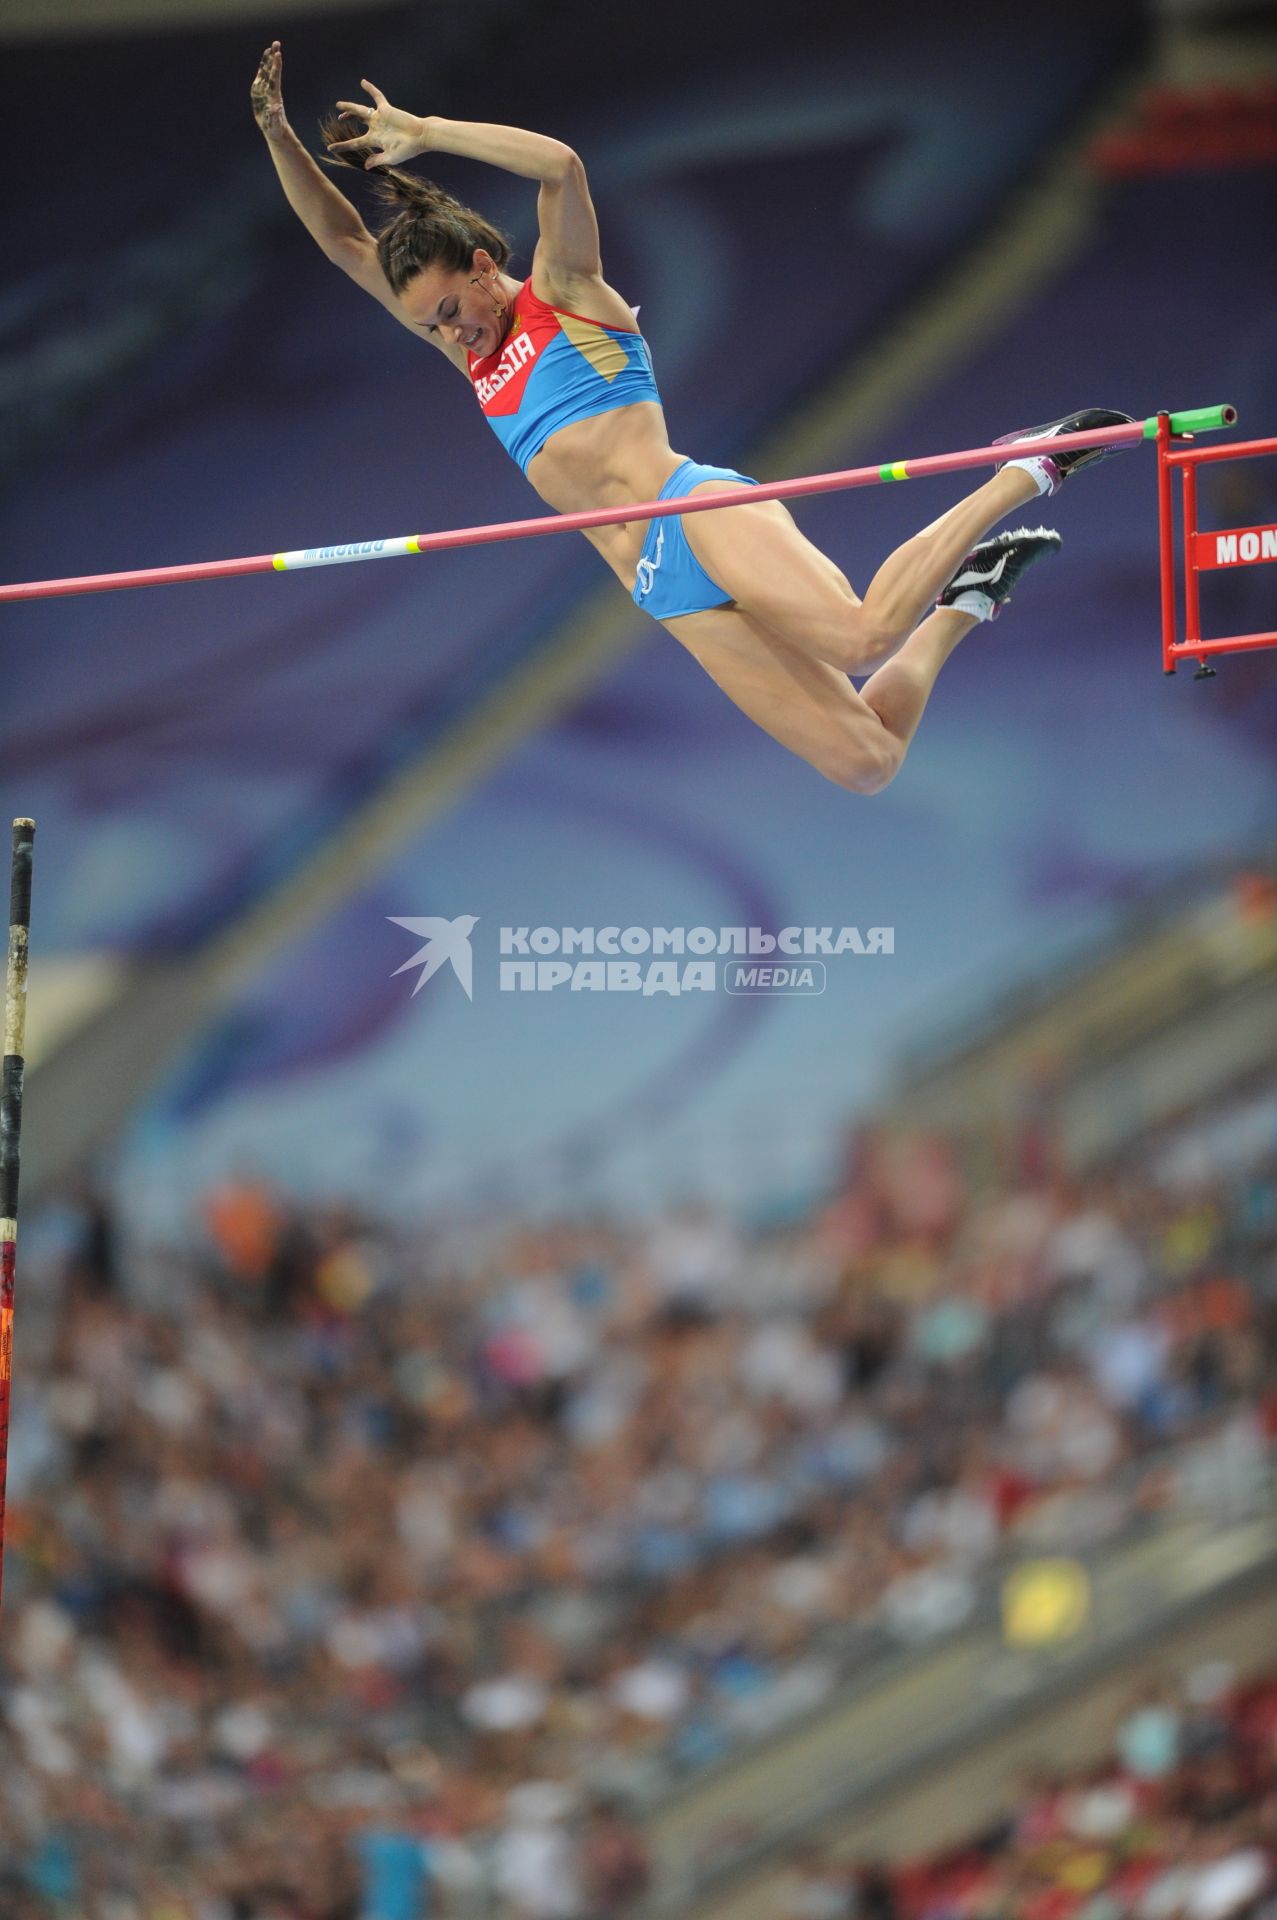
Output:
[938, 526, 1062, 620]
[995, 408, 1136, 496]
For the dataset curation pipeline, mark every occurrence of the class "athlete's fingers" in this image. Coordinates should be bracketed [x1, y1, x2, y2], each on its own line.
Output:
[361, 79, 388, 104]
[336, 102, 372, 121]
[328, 135, 385, 164]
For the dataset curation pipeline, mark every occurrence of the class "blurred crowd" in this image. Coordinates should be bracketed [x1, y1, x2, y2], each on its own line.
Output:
[2, 1113, 1275, 1920]
[784, 1661, 1277, 1920]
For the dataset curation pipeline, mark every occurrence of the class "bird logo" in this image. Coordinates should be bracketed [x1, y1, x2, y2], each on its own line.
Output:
[388, 915, 478, 1000]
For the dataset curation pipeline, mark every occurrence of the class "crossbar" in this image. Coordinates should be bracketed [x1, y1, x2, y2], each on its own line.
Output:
[0, 409, 1235, 606]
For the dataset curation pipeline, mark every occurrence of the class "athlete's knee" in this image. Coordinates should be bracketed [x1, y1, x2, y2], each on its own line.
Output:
[829, 607, 903, 675]
[820, 726, 904, 796]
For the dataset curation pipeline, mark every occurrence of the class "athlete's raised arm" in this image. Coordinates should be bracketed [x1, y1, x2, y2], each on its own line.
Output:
[250, 43, 465, 359]
[329, 84, 603, 298]
[252, 45, 377, 262]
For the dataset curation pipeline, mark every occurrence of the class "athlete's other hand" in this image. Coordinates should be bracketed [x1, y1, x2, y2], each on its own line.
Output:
[330, 80, 429, 168]
[251, 40, 288, 141]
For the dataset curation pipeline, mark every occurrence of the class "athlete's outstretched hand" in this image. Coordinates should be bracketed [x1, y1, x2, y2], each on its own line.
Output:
[251, 40, 288, 142]
[330, 80, 430, 168]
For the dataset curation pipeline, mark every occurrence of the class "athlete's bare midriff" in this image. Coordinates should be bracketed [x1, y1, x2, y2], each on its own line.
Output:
[525, 400, 687, 587]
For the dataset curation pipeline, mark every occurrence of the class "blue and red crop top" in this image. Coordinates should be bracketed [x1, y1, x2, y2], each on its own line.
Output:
[467, 278, 660, 475]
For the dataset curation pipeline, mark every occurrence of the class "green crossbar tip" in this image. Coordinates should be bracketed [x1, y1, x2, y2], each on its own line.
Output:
[1143, 405, 1238, 439]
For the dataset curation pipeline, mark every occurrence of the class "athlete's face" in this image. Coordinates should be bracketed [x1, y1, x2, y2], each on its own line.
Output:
[400, 251, 511, 357]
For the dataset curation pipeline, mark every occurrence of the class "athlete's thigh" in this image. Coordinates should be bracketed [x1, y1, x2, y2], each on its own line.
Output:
[680, 484, 861, 628]
[661, 603, 877, 773]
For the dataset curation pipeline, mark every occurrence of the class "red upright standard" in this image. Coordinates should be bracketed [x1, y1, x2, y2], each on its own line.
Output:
[1157, 410, 1277, 677]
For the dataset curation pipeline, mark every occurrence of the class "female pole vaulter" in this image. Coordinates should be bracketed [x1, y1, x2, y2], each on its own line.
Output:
[253, 42, 1131, 793]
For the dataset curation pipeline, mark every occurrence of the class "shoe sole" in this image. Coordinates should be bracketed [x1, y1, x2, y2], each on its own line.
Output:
[942, 528, 1061, 600]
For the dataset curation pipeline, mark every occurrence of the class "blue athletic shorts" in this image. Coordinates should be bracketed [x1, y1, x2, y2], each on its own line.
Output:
[631, 458, 758, 620]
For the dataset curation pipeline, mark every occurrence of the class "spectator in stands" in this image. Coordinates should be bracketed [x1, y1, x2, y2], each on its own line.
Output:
[782, 1843, 856, 1920]
[578, 1796, 651, 1918]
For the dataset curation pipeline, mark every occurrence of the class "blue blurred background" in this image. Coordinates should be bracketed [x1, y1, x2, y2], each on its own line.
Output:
[2, 1, 1277, 1916]
[2, 0, 1273, 1221]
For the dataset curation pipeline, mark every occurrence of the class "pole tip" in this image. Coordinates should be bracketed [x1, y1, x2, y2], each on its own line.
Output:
[12, 818, 34, 830]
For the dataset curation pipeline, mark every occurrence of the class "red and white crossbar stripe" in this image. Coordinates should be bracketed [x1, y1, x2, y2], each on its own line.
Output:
[0, 421, 1151, 605]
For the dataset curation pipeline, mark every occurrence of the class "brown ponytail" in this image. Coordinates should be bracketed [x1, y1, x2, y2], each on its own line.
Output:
[319, 112, 514, 293]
